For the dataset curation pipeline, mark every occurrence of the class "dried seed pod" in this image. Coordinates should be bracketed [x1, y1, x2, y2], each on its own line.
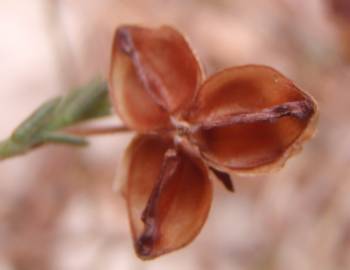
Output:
[186, 65, 318, 173]
[121, 135, 212, 259]
[109, 25, 203, 132]
[110, 24, 319, 260]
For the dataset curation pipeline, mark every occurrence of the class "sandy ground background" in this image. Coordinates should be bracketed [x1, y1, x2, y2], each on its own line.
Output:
[1, 0, 350, 269]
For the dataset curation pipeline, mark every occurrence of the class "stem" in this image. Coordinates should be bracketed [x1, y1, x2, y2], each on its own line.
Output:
[65, 124, 131, 136]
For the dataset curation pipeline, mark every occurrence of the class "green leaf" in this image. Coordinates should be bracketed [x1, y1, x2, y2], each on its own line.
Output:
[0, 79, 112, 160]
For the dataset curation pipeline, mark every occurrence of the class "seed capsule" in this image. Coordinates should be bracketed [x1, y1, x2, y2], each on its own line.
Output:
[186, 66, 317, 173]
[109, 25, 203, 132]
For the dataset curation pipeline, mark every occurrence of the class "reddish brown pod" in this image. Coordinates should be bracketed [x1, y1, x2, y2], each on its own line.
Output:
[109, 25, 203, 132]
[185, 65, 317, 173]
[109, 25, 318, 259]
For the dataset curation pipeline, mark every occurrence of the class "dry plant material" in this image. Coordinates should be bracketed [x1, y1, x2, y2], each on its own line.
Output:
[109, 25, 318, 259]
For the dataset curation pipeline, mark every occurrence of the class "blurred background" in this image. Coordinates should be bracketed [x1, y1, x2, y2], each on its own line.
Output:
[0, 0, 350, 269]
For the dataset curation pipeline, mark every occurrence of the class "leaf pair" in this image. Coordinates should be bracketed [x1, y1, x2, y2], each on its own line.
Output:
[109, 25, 318, 259]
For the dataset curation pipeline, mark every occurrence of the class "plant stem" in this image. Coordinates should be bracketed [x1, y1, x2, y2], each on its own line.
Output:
[65, 124, 131, 136]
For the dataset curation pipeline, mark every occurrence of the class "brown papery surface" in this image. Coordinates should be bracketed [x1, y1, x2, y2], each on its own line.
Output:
[124, 135, 212, 259]
[187, 66, 317, 171]
[109, 25, 203, 131]
[187, 66, 308, 122]
[109, 48, 170, 131]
